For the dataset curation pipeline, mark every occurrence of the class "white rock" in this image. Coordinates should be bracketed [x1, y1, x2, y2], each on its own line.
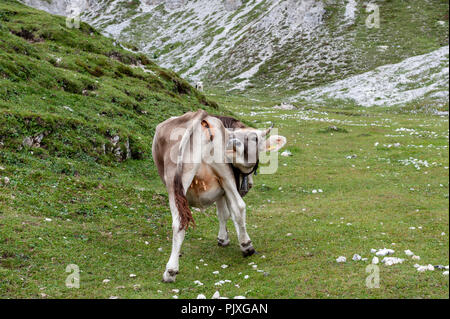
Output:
[212, 291, 220, 299]
[443, 271, 449, 276]
[336, 256, 346, 263]
[172, 289, 179, 293]
[129, 274, 136, 278]
[221, 264, 228, 269]
[244, 275, 249, 279]
[44, 218, 52, 222]
[172, 295, 178, 299]
[234, 296, 246, 299]
[427, 264, 435, 271]
[281, 150, 292, 157]
[102, 279, 110, 284]
[194, 280, 204, 286]
[376, 248, 395, 257]
[404, 250, 414, 257]
[352, 254, 362, 261]
[158, 247, 163, 252]
[382, 257, 404, 266]
[197, 294, 206, 299]
[417, 266, 428, 272]
[412, 255, 420, 260]
[370, 249, 377, 254]
[212, 271, 219, 275]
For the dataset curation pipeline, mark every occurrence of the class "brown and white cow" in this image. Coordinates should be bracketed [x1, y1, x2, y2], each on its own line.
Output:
[152, 110, 286, 282]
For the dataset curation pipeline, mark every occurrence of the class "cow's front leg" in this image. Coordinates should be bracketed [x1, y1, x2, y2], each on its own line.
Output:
[222, 181, 255, 257]
[216, 197, 231, 247]
[163, 193, 185, 283]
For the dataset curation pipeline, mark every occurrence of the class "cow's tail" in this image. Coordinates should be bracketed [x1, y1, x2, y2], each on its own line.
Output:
[173, 110, 208, 230]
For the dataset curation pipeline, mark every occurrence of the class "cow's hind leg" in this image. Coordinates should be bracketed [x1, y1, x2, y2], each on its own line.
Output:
[216, 197, 231, 247]
[163, 192, 185, 283]
[222, 181, 255, 257]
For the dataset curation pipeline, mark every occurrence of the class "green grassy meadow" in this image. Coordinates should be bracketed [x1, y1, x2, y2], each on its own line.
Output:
[0, 0, 448, 299]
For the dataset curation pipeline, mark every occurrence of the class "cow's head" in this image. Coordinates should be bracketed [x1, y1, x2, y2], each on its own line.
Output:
[225, 124, 286, 174]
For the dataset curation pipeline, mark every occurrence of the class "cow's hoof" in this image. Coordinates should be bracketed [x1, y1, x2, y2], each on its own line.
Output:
[241, 241, 255, 257]
[218, 237, 230, 247]
[242, 247, 256, 257]
[162, 269, 178, 283]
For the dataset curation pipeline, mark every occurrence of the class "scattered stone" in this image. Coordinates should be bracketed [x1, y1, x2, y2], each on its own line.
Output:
[336, 256, 346, 263]
[102, 279, 110, 284]
[197, 294, 206, 299]
[281, 150, 292, 157]
[234, 296, 246, 299]
[221, 264, 228, 269]
[273, 103, 296, 110]
[129, 274, 136, 278]
[375, 248, 395, 257]
[404, 250, 414, 257]
[212, 271, 219, 275]
[372, 257, 379, 265]
[382, 257, 404, 266]
[412, 255, 421, 260]
[352, 254, 362, 261]
[212, 291, 220, 299]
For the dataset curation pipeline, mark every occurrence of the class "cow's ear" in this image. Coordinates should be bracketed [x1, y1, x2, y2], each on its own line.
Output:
[260, 135, 286, 153]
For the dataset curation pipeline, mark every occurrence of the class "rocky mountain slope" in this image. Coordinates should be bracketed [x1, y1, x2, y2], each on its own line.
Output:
[19, 0, 449, 95]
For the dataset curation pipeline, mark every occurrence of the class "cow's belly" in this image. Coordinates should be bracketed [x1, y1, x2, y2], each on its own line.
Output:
[186, 164, 224, 209]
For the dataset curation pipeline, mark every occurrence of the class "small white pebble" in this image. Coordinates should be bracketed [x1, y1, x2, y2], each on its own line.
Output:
[197, 294, 206, 299]
[212, 271, 219, 275]
[372, 257, 379, 265]
[102, 279, 110, 284]
[44, 218, 52, 222]
[443, 271, 449, 276]
[158, 247, 163, 252]
[336, 256, 346, 263]
[212, 291, 220, 299]
[244, 275, 249, 279]
[172, 295, 178, 299]
[234, 296, 246, 299]
[404, 250, 414, 257]
[129, 274, 136, 278]
[352, 254, 362, 261]
[412, 255, 421, 260]
[221, 264, 228, 269]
